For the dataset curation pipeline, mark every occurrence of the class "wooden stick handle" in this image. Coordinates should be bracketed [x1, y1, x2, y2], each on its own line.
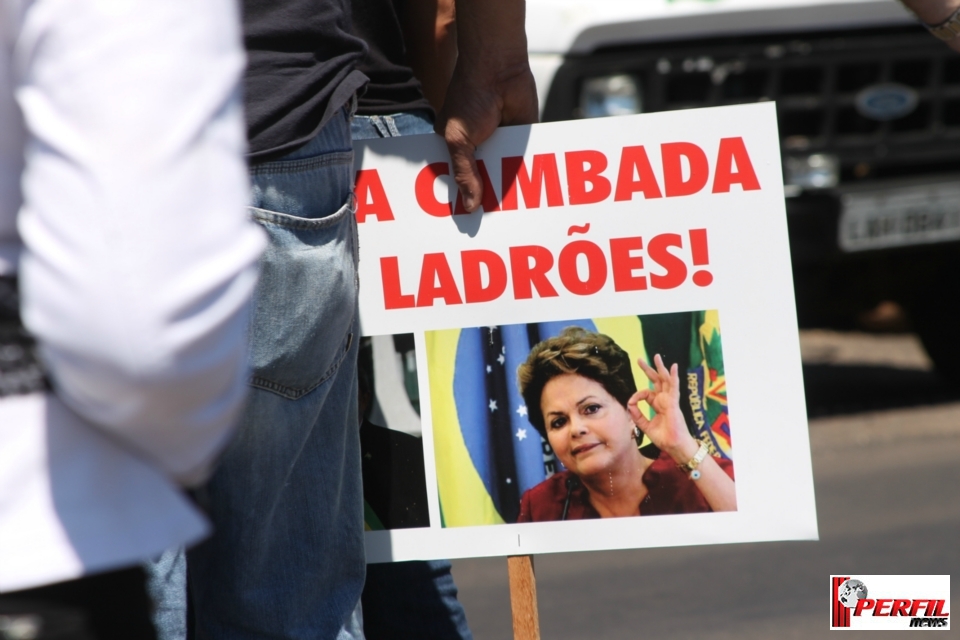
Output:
[507, 555, 541, 640]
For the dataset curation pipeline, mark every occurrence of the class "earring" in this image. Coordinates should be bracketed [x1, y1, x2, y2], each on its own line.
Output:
[633, 425, 643, 447]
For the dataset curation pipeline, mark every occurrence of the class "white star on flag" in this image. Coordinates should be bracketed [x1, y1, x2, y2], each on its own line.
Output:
[486, 365, 492, 373]
[516, 428, 527, 441]
[516, 405, 528, 417]
[497, 354, 505, 365]
[488, 399, 498, 412]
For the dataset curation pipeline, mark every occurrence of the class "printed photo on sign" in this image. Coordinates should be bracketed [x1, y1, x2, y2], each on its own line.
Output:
[425, 311, 734, 528]
[359, 334, 430, 531]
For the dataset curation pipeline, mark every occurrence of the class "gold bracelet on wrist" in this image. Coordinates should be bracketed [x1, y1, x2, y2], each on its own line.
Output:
[677, 439, 710, 480]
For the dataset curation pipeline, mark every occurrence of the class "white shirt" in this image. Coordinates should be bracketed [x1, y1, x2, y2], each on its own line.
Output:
[1, 0, 266, 591]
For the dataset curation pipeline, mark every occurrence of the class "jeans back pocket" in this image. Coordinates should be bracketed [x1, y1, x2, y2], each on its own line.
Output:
[248, 192, 358, 399]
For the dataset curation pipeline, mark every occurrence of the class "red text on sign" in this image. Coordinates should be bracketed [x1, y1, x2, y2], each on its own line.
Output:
[378, 228, 714, 309]
[358, 138, 761, 222]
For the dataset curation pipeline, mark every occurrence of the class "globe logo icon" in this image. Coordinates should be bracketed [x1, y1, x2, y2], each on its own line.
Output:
[838, 579, 868, 608]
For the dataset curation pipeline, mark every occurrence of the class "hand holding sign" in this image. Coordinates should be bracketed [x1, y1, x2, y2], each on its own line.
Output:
[435, 0, 539, 212]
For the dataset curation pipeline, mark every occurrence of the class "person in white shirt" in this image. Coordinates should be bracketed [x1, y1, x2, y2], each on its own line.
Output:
[0, 0, 265, 636]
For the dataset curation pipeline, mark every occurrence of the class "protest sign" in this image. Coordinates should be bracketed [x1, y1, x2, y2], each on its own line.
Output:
[354, 103, 817, 563]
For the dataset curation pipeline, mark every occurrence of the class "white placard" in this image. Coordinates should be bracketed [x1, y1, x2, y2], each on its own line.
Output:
[355, 103, 817, 562]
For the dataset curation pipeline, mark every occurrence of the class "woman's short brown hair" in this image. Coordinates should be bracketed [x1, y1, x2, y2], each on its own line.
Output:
[517, 326, 636, 437]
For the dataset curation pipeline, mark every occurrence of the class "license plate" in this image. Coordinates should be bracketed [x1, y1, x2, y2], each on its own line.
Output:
[838, 181, 960, 252]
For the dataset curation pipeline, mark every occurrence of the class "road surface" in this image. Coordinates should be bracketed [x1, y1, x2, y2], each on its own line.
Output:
[451, 331, 960, 639]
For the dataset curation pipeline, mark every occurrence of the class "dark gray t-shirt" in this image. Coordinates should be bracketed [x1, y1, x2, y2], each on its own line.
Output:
[243, 0, 369, 162]
[352, 0, 433, 117]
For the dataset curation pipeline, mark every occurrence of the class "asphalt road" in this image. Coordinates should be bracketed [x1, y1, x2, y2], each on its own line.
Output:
[450, 330, 960, 639]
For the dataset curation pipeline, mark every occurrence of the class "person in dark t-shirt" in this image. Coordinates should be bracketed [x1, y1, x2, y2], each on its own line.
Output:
[242, 0, 369, 161]
[352, 0, 436, 117]
[349, 3, 474, 638]
[158, 1, 540, 638]
[349, 0, 454, 133]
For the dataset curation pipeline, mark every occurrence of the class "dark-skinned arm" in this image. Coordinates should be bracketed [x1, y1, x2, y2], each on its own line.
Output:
[400, 0, 457, 113]
[434, 0, 539, 212]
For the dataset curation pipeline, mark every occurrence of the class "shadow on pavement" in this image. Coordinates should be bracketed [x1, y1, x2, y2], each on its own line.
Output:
[802, 364, 960, 418]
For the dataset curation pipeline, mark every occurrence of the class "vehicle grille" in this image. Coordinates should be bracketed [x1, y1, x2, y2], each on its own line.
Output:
[542, 26, 960, 183]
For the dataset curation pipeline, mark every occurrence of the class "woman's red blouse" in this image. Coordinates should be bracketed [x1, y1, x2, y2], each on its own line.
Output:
[517, 450, 735, 522]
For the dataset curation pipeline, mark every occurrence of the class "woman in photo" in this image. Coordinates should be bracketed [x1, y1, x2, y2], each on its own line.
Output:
[516, 327, 736, 522]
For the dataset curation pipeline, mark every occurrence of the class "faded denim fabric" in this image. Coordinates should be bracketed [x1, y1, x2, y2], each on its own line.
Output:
[185, 108, 364, 640]
[145, 547, 188, 639]
[350, 111, 435, 140]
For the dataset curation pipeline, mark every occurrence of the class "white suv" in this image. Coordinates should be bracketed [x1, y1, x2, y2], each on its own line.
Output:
[527, 0, 960, 380]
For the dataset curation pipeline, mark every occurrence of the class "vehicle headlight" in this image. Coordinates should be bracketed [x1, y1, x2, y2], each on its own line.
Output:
[579, 74, 642, 118]
[784, 153, 839, 191]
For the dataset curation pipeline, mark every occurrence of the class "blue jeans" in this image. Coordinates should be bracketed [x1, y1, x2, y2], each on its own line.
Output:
[145, 547, 188, 638]
[350, 111, 435, 140]
[352, 111, 473, 640]
[168, 107, 364, 640]
[148, 109, 467, 640]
